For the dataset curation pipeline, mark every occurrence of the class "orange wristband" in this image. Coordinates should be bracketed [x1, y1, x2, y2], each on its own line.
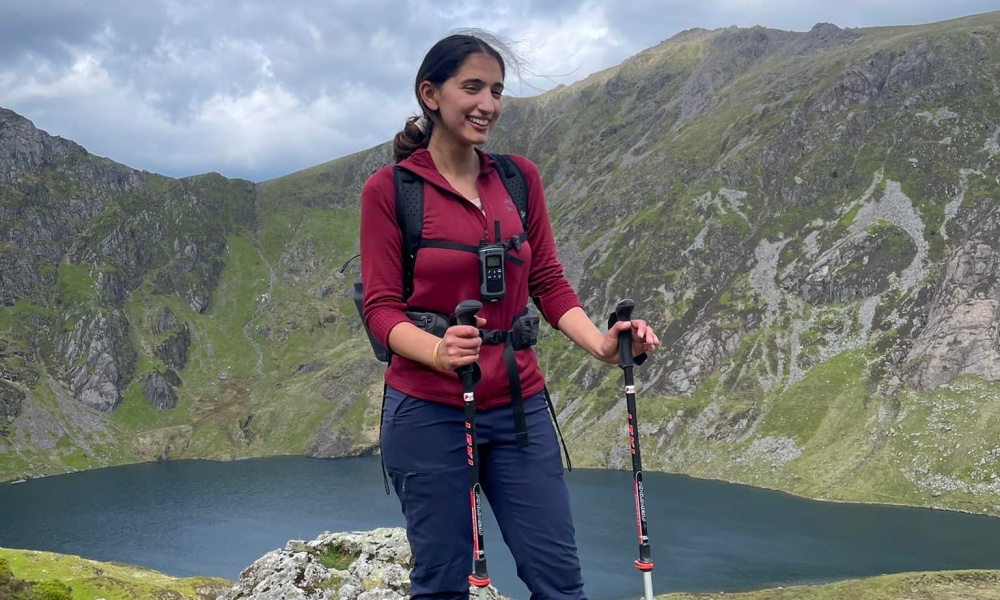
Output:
[431, 339, 444, 370]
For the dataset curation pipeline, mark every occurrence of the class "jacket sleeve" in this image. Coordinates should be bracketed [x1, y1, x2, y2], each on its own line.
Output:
[359, 166, 411, 348]
[510, 155, 584, 329]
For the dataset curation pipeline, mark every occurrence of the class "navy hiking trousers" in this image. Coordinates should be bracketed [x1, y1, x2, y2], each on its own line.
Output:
[381, 386, 587, 600]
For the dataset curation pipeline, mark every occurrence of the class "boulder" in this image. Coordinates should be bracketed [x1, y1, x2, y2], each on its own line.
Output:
[218, 528, 508, 600]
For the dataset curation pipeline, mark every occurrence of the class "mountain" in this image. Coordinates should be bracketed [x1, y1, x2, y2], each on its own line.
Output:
[2, 11, 1000, 516]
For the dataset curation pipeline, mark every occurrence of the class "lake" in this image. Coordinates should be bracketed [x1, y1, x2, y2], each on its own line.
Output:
[1, 455, 1000, 599]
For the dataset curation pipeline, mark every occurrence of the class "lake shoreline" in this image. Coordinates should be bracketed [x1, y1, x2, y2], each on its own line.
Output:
[5, 451, 1000, 521]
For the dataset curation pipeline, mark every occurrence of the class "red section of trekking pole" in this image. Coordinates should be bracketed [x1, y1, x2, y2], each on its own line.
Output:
[614, 299, 655, 600]
[454, 300, 490, 599]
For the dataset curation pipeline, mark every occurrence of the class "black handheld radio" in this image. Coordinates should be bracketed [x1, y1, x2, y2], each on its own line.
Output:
[479, 220, 506, 302]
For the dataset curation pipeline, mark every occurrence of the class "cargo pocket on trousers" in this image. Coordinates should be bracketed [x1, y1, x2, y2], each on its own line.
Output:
[387, 467, 468, 530]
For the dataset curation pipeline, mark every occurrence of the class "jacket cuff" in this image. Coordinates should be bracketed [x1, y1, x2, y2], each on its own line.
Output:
[541, 295, 584, 330]
[368, 311, 412, 349]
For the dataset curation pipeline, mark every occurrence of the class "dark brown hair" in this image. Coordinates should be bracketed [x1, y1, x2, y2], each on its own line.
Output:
[392, 32, 506, 162]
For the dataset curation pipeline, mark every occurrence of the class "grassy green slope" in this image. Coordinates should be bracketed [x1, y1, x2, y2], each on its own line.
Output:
[112, 206, 382, 463]
[4, 547, 1000, 600]
[0, 549, 231, 600]
[663, 569, 1000, 600]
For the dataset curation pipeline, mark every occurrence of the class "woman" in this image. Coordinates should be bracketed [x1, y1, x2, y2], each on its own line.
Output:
[360, 31, 659, 600]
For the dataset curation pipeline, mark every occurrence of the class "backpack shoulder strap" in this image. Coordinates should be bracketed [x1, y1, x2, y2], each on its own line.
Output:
[393, 166, 423, 301]
[393, 156, 529, 301]
[489, 153, 529, 233]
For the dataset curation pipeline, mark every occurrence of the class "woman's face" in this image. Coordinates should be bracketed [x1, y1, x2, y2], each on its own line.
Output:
[421, 52, 504, 149]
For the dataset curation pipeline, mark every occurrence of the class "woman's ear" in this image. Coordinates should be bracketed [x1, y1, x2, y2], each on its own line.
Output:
[418, 81, 439, 112]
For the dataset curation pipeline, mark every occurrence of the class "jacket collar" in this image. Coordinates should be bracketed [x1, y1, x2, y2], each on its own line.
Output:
[396, 147, 497, 190]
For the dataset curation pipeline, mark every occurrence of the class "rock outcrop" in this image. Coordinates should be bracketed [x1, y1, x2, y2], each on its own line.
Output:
[790, 223, 917, 305]
[904, 231, 1000, 391]
[155, 325, 191, 371]
[140, 371, 180, 410]
[218, 528, 507, 600]
[0, 381, 24, 434]
[61, 309, 136, 412]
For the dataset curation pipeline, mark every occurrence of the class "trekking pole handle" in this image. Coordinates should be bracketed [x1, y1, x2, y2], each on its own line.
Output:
[454, 300, 483, 380]
[615, 298, 635, 368]
[455, 299, 483, 327]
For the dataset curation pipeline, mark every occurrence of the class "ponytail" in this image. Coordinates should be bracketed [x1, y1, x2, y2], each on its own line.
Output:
[392, 114, 433, 162]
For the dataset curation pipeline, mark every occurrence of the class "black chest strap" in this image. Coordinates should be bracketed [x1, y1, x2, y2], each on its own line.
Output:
[419, 231, 527, 266]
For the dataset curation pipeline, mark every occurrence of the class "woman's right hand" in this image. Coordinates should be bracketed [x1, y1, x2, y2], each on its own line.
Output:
[435, 316, 486, 370]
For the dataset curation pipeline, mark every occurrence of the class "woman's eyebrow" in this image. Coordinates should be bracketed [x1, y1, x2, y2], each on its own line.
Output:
[460, 78, 505, 90]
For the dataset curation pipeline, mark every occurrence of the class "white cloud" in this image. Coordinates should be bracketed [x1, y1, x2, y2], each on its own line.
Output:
[184, 80, 410, 177]
[3, 53, 115, 103]
[511, 1, 623, 93]
[0, 0, 996, 181]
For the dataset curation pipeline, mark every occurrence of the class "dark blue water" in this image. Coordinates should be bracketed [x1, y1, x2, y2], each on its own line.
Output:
[1, 455, 1000, 600]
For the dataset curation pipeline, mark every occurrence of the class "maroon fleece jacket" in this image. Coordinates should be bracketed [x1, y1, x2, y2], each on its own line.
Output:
[359, 148, 583, 409]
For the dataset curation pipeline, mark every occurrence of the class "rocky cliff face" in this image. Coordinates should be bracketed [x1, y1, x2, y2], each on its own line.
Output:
[0, 106, 258, 475]
[903, 196, 1000, 392]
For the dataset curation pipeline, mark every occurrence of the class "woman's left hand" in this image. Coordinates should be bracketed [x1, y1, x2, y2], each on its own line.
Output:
[597, 319, 660, 365]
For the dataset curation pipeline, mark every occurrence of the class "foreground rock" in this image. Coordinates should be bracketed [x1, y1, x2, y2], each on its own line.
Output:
[218, 527, 507, 600]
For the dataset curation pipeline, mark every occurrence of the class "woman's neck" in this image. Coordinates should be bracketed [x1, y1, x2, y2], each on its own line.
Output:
[427, 134, 479, 179]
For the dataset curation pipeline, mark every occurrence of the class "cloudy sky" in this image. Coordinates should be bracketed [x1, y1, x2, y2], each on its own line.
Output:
[1, 1, 996, 182]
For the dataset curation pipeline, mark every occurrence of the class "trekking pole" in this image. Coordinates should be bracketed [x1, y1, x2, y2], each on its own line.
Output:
[454, 299, 490, 600]
[613, 298, 654, 600]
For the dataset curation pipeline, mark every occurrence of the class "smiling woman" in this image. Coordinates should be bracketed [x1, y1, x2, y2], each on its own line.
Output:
[358, 27, 660, 600]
